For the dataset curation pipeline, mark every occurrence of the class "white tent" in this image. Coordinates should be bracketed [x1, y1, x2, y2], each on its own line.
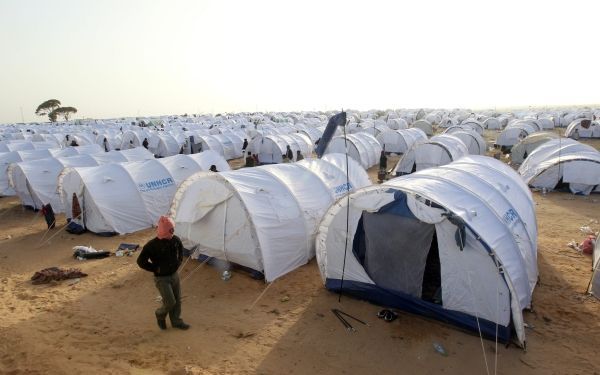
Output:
[324, 132, 382, 169]
[536, 118, 555, 130]
[148, 133, 184, 157]
[588, 239, 600, 300]
[496, 122, 538, 147]
[1, 146, 103, 197]
[376, 128, 427, 155]
[393, 134, 469, 175]
[518, 138, 600, 195]
[0, 141, 57, 152]
[483, 117, 502, 130]
[510, 132, 559, 164]
[316, 155, 537, 347]
[248, 133, 314, 164]
[197, 134, 245, 160]
[443, 128, 486, 155]
[386, 118, 408, 130]
[459, 119, 485, 135]
[411, 119, 434, 136]
[10, 147, 154, 211]
[565, 119, 600, 139]
[170, 154, 371, 282]
[59, 151, 230, 234]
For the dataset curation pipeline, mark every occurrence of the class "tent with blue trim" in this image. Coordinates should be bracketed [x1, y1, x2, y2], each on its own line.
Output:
[316, 155, 538, 347]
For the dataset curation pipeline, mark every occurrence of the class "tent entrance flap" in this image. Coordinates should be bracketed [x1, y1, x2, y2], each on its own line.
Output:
[353, 192, 435, 298]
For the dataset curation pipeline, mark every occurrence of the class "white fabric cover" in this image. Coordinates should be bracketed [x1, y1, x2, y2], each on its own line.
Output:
[59, 151, 230, 234]
[393, 134, 469, 175]
[518, 139, 600, 194]
[170, 153, 370, 282]
[316, 155, 537, 346]
[324, 133, 382, 168]
[10, 147, 154, 211]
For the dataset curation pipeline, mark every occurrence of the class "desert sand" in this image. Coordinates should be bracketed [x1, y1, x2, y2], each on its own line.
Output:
[1, 136, 599, 375]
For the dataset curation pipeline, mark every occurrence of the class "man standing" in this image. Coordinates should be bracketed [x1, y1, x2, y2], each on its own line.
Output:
[285, 145, 293, 161]
[137, 216, 190, 330]
[242, 138, 248, 153]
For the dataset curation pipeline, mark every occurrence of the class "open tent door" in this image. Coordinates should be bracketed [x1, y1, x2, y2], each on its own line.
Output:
[352, 191, 435, 298]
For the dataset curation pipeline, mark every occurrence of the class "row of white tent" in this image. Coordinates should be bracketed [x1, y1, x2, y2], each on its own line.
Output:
[0, 145, 104, 196]
[60, 151, 231, 234]
[10, 147, 155, 211]
[168, 154, 537, 347]
[518, 138, 600, 195]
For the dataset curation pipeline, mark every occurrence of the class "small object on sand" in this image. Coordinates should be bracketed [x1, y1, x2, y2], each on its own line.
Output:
[280, 296, 290, 302]
[433, 342, 448, 356]
[67, 278, 80, 286]
[31, 267, 87, 285]
[221, 270, 231, 281]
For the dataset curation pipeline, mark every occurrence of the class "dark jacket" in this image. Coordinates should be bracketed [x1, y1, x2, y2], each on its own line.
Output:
[137, 236, 183, 277]
[286, 148, 293, 160]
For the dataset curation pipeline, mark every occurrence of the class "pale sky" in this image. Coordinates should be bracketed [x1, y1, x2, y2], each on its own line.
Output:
[0, 0, 598, 123]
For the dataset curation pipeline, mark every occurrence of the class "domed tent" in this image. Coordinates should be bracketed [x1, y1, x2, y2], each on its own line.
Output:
[376, 128, 427, 155]
[324, 132, 382, 169]
[0, 141, 57, 152]
[510, 132, 559, 164]
[360, 123, 390, 138]
[483, 117, 502, 130]
[170, 154, 370, 281]
[147, 133, 184, 157]
[536, 118, 555, 130]
[10, 147, 154, 211]
[459, 119, 485, 135]
[248, 133, 314, 164]
[496, 122, 538, 148]
[393, 134, 469, 176]
[58, 151, 230, 234]
[316, 156, 537, 346]
[443, 128, 486, 155]
[411, 119, 434, 136]
[1, 147, 98, 196]
[438, 117, 457, 129]
[518, 139, 600, 195]
[565, 119, 600, 139]
[387, 118, 408, 130]
[188, 133, 242, 160]
[120, 130, 152, 150]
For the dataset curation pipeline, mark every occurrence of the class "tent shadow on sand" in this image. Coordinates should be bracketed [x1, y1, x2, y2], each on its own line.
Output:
[253, 257, 599, 375]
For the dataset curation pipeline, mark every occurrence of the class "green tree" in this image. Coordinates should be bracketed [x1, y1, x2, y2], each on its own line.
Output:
[35, 99, 61, 120]
[49, 106, 78, 121]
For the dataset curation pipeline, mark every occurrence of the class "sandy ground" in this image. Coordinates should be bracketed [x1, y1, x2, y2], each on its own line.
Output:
[1, 135, 600, 374]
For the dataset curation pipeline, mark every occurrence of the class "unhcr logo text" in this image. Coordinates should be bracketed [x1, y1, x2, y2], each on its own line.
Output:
[138, 177, 175, 192]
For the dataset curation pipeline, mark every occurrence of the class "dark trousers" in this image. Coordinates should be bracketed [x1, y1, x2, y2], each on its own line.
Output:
[154, 273, 183, 325]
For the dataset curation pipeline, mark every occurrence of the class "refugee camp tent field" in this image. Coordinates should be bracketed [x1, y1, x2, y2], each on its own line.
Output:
[0, 112, 599, 374]
[1, 142, 599, 374]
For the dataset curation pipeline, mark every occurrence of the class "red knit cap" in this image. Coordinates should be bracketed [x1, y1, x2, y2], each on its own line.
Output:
[157, 215, 175, 240]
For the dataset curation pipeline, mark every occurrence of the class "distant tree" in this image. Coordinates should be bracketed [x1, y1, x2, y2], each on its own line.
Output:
[49, 106, 78, 121]
[35, 99, 61, 120]
[48, 111, 58, 122]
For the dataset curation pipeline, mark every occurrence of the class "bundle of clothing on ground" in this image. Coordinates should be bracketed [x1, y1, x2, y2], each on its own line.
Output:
[31, 267, 87, 284]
